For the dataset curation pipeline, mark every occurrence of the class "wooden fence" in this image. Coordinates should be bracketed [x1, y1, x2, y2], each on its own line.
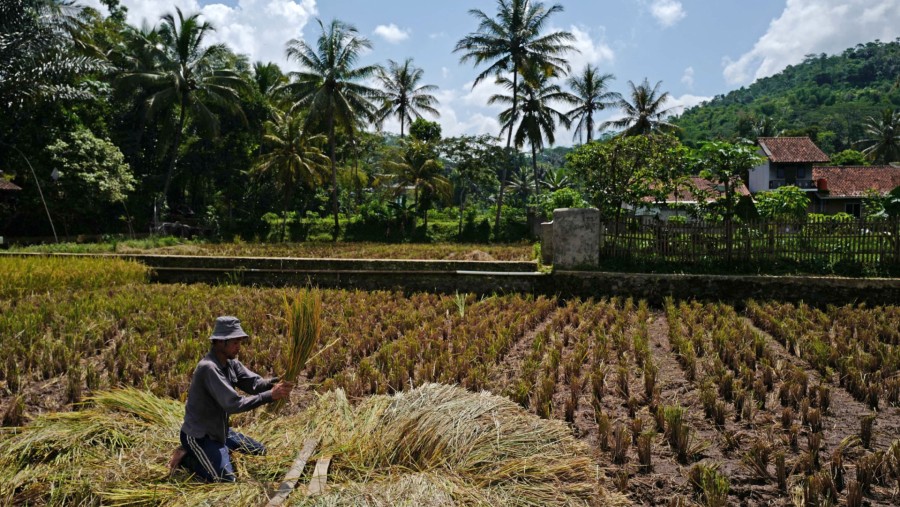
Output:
[600, 218, 900, 268]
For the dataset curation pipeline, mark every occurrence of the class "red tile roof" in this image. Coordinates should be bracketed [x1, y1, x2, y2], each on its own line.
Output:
[758, 137, 830, 163]
[812, 166, 900, 198]
[642, 177, 750, 203]
[0, 178, 22, 191]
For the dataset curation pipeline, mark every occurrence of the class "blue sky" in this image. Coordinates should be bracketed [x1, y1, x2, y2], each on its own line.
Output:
[85, 0, 900, 144]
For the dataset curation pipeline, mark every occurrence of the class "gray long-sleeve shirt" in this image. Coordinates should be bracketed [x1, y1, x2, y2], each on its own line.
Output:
[181, 351, 275, 443]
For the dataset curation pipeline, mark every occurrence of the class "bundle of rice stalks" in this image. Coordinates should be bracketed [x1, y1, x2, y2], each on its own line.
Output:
[0, 385, 627, 506]
[273, 289, 323, 412]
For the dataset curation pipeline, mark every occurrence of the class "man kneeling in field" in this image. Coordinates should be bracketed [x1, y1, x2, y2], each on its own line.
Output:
[169, 316, 293, 482]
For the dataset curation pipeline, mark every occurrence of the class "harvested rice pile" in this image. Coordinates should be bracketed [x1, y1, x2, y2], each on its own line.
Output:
[0, 384, 627, 506]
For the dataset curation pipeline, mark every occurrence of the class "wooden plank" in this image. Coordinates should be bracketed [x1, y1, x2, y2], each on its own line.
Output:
[265, 438, 318, 507]
[307, 456, 332, 496]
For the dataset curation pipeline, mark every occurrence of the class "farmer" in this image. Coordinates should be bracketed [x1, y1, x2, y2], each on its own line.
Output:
[169, 316, 293, 482]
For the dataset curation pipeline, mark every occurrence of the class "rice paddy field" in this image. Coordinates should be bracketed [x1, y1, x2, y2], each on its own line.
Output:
[2, 255, 900, 506]
[9, 238, 536, 261]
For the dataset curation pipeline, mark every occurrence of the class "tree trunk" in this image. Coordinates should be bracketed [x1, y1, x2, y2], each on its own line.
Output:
[494, 69, 519, 239]
[532, 143, 540, 198]
[458, 189, 467, 238]
[328, 114, 339, 241]
[160, 98, 187, 226]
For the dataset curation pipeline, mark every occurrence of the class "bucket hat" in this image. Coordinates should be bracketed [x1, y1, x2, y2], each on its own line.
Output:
[209, 316, 249, 341]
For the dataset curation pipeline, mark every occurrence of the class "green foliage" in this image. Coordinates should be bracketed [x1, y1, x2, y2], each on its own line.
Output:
[409, 118, 442, 143]
[567, 133, 683, 219]
[46, 129, 135, 205]
[754, 185, 811, 220]
[539, 187, 587, 218]
[830, 149, 868, 166]
[695, 141, 765, 220]
[674, 40, 900, 150]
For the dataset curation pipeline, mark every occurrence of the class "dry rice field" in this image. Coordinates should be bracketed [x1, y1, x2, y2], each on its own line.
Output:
[1, 256, 899, 506]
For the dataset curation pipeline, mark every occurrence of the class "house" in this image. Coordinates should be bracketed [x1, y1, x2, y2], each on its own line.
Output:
[748, 137, 830, 193]
[810, 166, 900, 217]
[633, 176, 751, 221]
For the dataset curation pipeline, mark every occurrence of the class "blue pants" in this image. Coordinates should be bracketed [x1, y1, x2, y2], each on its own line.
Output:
[180, 429, 266, 482]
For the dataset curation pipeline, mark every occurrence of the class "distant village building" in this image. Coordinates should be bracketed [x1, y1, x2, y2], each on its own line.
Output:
[749, 136, 900, 217]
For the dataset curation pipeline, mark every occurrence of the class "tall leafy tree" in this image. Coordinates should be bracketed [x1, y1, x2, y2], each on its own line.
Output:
[441, 135, 502, 236]
[251, 109, 329, 241]
[375, 58, 440, 137]
[858, 108, 900, 163]
[119, 7, 246, 216]
[566, 65, 619, 143]
[454, 0, 574, 235]
[382, 138, 451, 232]
[491, 66, 575, 197]
[601, 78, 677, 136]
[283, 19, 380, 238]
[0, 0, 108, 111]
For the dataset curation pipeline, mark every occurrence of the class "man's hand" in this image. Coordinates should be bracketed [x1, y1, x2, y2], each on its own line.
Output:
[271, 381, 294, 401]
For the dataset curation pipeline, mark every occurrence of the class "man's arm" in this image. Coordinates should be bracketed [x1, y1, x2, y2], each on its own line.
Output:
[201, 363, 272, 414]
[232, 360, 276, 394]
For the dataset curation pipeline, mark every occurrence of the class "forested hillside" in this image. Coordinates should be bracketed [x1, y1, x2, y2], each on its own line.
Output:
[674, 39, 900, 154]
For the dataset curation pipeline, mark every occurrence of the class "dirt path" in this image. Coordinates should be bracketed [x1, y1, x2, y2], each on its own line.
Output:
[488, 308, 561, 395]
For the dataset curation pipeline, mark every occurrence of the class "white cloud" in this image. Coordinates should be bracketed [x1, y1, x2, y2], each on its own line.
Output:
[82, 0, 318, 69]
[723, 0, 900, 85]
[441, 67, 450, 79]
[565, 25, 616, 73]
[649, 0, 686, 28]
[373, 23, 410, 44]
[429, 32, 446, 39]
[681, 66, 694, 89]
[664, 93, 712, 116]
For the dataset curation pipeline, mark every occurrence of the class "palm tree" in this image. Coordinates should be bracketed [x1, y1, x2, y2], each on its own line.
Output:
[375, 59, 440, 137]
[566, 65, 619, 143]
[119, 7, 246, 217]
[252, 61, 288, 105]
[382, 139, 451, 232]
[283, 19, 381, 238]
[491, 66, 575, 197]
[858, 109, 900, 164]
[601, 78, 677, 136]
[251, 109, 329, 241]
[1, 0, 109, 110]
[454, 0, 575, 235]
[541, 167, 569, 192]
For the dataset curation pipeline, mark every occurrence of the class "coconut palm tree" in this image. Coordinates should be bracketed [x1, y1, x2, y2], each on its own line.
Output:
[1, 0, 108, 110]
[283, 19, 381, 238]
[858, 108, 900, 164]
[601, 78, 677, 136]
[375, 58, 440, 137]
[382, 139, 451, 233]
[566, 65, 619, 143]
[491, 66, 575, 197]
[252, 109, 329, 241]
[454, 0, 575, 234]
[119, 7, 246, 217]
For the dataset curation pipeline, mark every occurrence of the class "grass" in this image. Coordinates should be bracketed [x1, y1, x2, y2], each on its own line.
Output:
[0, 255, 148, 298]
[8, 237, 537, 261]
[0, 385, 627, 506]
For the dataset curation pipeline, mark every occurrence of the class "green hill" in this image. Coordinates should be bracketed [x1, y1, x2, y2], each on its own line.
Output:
[673, 38, 900, 154]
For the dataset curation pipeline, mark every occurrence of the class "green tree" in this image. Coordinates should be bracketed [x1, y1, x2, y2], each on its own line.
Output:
[441, 135, 502, 236]
[375, 58, 440, 137]
[755, 185, 811, 221]
[567, 133, 683, 220]
[46, 128, 136, 234]
[857, 108, 900, 163]
[601, 78, 677, 136]
[492, 66, 575, 198]
[119, 7, 246, 217]
[382, 139, 451, 233]
[0, 0, 109, 110]
[454, 0, 574, 235]
[694, 141, 765, 259]
[565, 65, 619, 144]
[251, 110, 329, 241]
[283, 19, 381, 239]
[830, 149, 869, 166]
[409, 118, 442, 143]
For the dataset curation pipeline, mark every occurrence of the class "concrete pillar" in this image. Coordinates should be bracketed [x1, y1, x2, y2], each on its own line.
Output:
[540, 222, 553, 265]
[551, 208, 600, 269]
